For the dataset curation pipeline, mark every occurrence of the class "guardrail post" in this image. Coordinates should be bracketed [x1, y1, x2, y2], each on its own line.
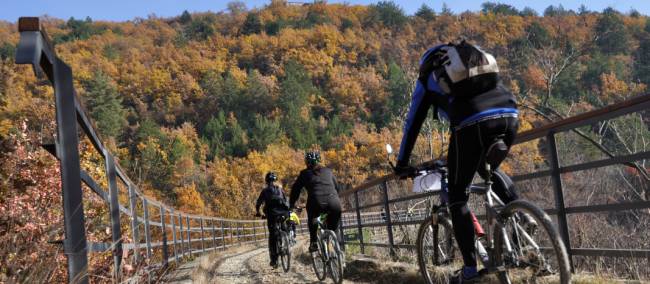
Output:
[128, 183, 140, 264]
[186, 216, 192, 257]
[160, 205, 169, 267]
[171, 210, 178, 262]
[221, 220, 226, 248]
[381, 181, 396, 258]
[16, 19, 90, 284]
[200, 218, 205, 253]
[354, 191, 365, 254]
[178, 214, 184, 257]
[143, 199, 152, 260]
[211, 219, 217, 249]
[105, 154, 123, 281]
[547, 132, 574, 269]
[236, 222, 241, 244]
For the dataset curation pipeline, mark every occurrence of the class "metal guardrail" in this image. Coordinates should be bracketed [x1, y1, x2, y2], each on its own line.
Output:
[339, 92, 650, 262]
[14, 17, 309, 283]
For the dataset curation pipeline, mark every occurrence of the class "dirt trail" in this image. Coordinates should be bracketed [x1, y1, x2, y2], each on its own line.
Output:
[177, 239, 423, 284]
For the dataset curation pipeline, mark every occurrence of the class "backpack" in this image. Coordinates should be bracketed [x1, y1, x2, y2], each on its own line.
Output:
[266, 185, 290, 215]
[419, 40, 499, 97]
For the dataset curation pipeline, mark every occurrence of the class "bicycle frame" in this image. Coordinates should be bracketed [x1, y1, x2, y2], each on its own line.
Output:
[419, 162, 544, 272]
[482, 167, 544, 271]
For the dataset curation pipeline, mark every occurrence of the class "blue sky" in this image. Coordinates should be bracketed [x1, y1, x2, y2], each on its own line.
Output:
[1, 0, 648, 22]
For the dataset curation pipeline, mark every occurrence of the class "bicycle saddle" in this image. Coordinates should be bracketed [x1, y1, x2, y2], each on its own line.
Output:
[485, 136, 508, 170]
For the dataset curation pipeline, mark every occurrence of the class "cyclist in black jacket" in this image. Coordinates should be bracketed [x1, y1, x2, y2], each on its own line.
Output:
[289, 151, 342, 252]
[256, 172, 290, 269]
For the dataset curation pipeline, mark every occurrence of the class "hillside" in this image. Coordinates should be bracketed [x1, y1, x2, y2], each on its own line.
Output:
[1, 1, 649, 281]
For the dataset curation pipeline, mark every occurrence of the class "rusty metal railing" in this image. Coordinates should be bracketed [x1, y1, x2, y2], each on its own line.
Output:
[14, 17, 309, 283]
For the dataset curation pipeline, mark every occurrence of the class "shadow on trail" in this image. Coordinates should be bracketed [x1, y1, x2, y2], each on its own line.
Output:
[295, 249, 425, 284]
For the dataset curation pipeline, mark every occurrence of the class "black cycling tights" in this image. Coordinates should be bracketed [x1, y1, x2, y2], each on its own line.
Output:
[447, 116, 519, 267]
[307, 195, 342, 244]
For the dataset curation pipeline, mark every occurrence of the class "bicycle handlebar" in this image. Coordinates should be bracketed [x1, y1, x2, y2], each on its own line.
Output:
[406, 160, 447, 178]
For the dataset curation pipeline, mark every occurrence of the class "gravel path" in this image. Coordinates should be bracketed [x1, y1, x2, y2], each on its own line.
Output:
[169, 239, 423, 284]
[210, 240, 329, 283]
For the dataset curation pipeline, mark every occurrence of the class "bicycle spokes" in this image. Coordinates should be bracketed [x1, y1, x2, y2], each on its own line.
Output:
[501, 213, 560, 279]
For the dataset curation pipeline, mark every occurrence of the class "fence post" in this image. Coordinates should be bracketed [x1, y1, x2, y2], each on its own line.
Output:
[16, 21, 90, 283]
[354, 191, 365, 254]
[231, 222, 235, 245]
[253, 222, 256, 242]
[142, 198, 152, 260]
[547, 132, 574, 269]
[127, 183, 140, 264]
[178, 214, 185, 257]
[381, 181, 396, 258]
[186, 216, 192, 257]
[105, 154, 123, 281]
[171, 210, 178, 262]
[160, 205, 168, 267]
[211, 219, 217, 249]
[200, 218, 205, 253]
[221, 220, 226, 248]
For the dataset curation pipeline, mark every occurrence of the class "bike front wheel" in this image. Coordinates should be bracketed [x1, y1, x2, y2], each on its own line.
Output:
[311, 237, 327, 281]
[416, 213, 457, 284]
[279, 231, 291, 272]
[493, 200, 571, 284]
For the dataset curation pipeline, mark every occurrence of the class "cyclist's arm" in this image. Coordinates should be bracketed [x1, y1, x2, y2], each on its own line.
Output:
[255, 189, 265, 214]
[397, 80, 437, 166]
[332, 172, 341, 193]
[289, 172, 304, 209]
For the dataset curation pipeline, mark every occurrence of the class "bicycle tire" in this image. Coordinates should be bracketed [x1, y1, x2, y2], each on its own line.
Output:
[416, 214, 456, 284]
[323, 230, 344, 284]
[280, 231, 291, 272]
[311, 236, 327, 281]
[493, 200, 571, 284]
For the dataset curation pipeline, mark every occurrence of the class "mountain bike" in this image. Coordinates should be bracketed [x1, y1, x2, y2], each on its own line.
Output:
[310, 213, 344, 284]
[273, 214, 292, 272]
[386, 140, 571, 284]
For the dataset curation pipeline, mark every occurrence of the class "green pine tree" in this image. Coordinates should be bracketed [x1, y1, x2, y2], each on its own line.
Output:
[83, 71, 127, 138]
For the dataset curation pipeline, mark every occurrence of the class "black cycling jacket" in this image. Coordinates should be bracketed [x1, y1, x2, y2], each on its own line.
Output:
[289, 166, 341, 208]
[256, 185, 289, 216]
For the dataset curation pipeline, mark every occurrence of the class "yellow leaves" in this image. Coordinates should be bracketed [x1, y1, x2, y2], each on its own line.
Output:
[175, 183, 206, 214]
[0, 119, 11, 138]
[227, 66, 248, 88]
[600, 72, 647, 103]
[326, 65, 365, 120]
[310, 24, 343, 57]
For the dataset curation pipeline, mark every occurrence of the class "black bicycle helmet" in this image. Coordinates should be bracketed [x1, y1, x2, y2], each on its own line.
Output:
[265, 172, 278, 183]
[304, 151, 321, 166]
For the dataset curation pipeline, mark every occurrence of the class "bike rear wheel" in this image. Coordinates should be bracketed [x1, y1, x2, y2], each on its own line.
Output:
[279, 231, 291, 272]
[493, 200, 571, 284]
[323, 230, 344, 284]
[311, 236, 327, 281]
[416, 214, 457, 284]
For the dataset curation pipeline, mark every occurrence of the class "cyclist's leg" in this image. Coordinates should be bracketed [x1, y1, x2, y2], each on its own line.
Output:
[307, 199, 322, 250]
[476, 117, 520, 204]
[267, 215, 279, 265]
[490, 169, 519, 203]
[324, 196, 342, 248]
[448, 125, 483, 272]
